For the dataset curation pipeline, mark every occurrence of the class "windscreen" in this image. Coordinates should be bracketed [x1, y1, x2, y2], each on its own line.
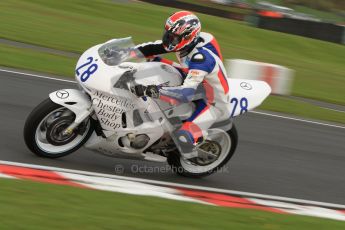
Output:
[98, 37, 144, 66]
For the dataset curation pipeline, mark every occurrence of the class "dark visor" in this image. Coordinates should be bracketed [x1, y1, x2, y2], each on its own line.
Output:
[162, 30, 182, 49]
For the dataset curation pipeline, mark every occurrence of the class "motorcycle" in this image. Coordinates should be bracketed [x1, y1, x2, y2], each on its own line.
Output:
[24, 37, 271, 177]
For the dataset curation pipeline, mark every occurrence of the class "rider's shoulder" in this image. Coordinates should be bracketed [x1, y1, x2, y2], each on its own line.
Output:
[188, 48, 216, 73]
[198, 32, 214, 46]
[190, 51, 206, 63]
[199, 32, 214, 41]
[191, 47, 216, 61]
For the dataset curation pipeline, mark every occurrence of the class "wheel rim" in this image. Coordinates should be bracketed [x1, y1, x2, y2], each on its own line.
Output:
[179, 128, 232, 174]
[191, 140, 222, 166]
[35, 108, 90, 154]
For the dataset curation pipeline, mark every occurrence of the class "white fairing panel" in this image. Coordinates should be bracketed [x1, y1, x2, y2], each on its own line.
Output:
[227, 79, 271, 118]
[74, 41, 184, 133]
[49, 89, 91, 115]
[75, 44, 118, 94]
[132, 62, 182, 87]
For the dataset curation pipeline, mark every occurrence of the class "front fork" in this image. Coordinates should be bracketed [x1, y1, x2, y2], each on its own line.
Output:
[49, 89, 93, 135]
[62, 107, 93, 135]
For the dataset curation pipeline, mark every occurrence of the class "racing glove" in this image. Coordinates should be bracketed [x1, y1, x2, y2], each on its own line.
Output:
[132, 85, 160, 99]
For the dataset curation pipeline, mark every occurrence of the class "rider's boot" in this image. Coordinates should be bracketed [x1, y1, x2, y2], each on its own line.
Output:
[173, 131, 203, 159]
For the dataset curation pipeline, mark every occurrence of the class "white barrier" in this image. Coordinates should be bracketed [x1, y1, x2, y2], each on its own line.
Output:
[225, 59, 294, 95]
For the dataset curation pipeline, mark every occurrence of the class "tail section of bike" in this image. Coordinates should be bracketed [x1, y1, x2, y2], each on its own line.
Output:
[227, 79, 271, 118]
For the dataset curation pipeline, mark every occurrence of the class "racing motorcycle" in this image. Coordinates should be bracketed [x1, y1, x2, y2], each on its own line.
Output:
[24, 37, 271, 177]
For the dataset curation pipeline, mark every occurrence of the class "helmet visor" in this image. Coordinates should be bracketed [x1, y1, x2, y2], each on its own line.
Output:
[162, 30, 182, 50]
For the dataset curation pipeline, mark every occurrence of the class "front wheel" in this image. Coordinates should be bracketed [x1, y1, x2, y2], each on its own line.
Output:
[24, 98, 94, 158]
[167, 125, 238, 178]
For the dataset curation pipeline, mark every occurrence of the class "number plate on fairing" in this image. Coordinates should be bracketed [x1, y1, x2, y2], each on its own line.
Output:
[226, 79, 271, 118]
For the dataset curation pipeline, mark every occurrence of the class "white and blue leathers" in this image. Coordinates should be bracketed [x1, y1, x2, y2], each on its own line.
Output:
[136, 32, 230, 144]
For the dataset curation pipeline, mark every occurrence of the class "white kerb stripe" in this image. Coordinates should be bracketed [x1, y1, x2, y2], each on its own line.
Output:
[249, 198, 345, 221]
[1, 160, 345, 209]
[58, 172, 211, 205]
[0, 172, 17, 179]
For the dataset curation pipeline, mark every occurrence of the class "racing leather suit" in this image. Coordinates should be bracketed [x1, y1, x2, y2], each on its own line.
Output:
[136, 32, 230, 144]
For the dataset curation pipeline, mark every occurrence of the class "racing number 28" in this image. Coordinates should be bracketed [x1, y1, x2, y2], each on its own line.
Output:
[230, 97, 248, 118]
[76, 57, 98, 82]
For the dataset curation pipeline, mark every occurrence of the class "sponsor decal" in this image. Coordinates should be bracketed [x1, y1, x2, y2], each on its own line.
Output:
[240, 82, 252, 90]
[92, 91, 135, 130]
[190, 70, 200, 76]
[55, 90, 69, 99]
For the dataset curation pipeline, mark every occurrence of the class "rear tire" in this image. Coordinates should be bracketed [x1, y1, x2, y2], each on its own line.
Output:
[24, 98, 94, 158]
[167, 125, 238, 178]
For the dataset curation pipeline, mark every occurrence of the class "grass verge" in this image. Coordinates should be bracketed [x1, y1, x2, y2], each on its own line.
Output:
[1, 179, 345, 230]
[260, 96, 345, 124]
[0, 43, 76, 77]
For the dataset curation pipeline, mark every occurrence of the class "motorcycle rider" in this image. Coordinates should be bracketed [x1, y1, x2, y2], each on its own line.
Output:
[133, 11, 230, 154]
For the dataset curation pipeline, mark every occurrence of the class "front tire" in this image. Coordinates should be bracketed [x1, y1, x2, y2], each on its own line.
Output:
[24, 98, 94, 158]
[167, 125, 238, 178]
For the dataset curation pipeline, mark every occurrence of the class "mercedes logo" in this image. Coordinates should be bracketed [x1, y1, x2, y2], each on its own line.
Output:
[240, 82, 252, 90]
[56, 90, 69, 99]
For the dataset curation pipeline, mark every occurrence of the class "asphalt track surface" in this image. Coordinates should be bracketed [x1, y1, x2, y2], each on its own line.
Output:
[1, 70, 345, 205]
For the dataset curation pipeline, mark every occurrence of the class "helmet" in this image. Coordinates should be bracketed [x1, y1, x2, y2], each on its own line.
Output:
[162, 11, 201, 52]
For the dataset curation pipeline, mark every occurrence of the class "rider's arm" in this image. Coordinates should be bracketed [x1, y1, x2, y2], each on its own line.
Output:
[158, 50, 216, 104]
[135, 40, 188, 75]
[159, 69, 207, 104]
[159, 50, 216, 104]
[135, 40, 168, 57]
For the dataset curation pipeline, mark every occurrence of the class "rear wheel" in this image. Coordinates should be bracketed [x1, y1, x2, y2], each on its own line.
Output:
[167, 125, 238, 178]
[24, 98, 94, 158]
